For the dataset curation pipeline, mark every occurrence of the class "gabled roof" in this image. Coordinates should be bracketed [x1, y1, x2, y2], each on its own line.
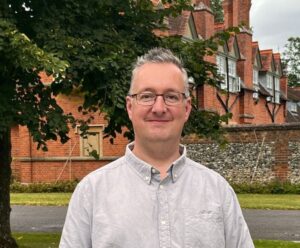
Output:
[168, 11, 191, 36]
[273, 53, 283, 76]
[252, 42, 262, 68]
[167, 11, 200, 40]
[260, 49, 274, 72]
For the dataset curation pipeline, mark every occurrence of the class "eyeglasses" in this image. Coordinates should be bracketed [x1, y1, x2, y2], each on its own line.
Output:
[129, 91, 187, 106]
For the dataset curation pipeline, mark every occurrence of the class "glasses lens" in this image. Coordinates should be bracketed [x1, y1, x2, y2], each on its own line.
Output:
[164, 92, 181, 104]
[137, 92, 155, 105]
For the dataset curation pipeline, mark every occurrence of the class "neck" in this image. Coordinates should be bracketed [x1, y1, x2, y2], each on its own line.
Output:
[132, 140, 181, 177]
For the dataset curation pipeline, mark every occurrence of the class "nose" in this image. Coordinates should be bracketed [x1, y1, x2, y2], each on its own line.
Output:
[151, 95, 167, 114]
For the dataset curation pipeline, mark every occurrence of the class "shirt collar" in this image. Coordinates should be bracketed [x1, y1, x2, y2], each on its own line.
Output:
[125, 142, 186, 184]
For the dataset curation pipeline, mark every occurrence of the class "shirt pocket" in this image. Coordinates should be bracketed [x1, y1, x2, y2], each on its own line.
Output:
[184, 207, 225, 248]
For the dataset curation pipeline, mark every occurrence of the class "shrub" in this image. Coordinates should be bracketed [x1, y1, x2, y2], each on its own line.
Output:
[10, 180, 78, 193]
[230, 180, 300, 194]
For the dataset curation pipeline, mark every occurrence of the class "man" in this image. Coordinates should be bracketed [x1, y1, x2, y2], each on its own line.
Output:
[60, 48, 254, 248]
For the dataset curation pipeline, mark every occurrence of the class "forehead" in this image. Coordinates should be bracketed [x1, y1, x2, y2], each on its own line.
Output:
[132, 62, 185, 92]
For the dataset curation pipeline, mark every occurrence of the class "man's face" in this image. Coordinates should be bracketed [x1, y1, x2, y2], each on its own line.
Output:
[126, 62, 191, 144]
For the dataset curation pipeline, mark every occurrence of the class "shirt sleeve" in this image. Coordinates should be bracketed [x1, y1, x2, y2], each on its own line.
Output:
[222, 183, 255, 248]
[59, 179, 92, 248]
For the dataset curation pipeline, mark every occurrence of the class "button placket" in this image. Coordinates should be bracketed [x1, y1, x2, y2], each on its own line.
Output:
[158, 183, 171, 248]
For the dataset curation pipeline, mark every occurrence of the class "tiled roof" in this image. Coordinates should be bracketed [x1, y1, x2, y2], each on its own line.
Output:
[252, 41, 259, 64]
[287, 107, 300, 122]
[168, 11, 191, 36]
[260, 49, 273, 71]
[287, 87, 300, 101]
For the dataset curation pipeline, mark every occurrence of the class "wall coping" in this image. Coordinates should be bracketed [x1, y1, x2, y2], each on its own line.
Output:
[223, 123, 300, 132]
[13, 156, 120, 162]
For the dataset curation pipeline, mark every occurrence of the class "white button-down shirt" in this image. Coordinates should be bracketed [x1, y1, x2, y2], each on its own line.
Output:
[60, 143, 254, 248]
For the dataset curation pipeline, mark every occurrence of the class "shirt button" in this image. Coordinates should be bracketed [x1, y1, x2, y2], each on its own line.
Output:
[174, 174, 178, 178]
[161, 220, 166, 225]
[151, 168, 156, 173]
[159, 185, 164, 189]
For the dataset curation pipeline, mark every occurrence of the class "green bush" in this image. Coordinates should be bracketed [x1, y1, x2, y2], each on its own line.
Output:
[10, 180, 78, 193]
[231, 180, 300, 194]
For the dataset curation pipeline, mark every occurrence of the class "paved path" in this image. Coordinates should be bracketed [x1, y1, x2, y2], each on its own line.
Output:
[11, 206, 300, 241]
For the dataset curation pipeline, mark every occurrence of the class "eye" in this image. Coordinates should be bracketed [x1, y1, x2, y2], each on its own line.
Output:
[138, 92, 155, 101]
[165, 92, 180, 102]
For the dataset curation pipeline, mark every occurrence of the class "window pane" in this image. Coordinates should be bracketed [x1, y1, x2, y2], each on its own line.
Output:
[83, 132, 100, 156]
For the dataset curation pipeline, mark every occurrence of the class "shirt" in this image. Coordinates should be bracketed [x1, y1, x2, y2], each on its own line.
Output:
[60, 143, 254, 248]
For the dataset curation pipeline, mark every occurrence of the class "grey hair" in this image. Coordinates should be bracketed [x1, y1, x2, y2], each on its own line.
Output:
[129, 47, 190, 97]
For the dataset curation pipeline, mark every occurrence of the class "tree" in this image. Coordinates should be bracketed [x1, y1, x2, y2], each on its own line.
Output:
[282, 37, 300, 87]
[0, 1, 229, 246]
[210, 0, 224, 23]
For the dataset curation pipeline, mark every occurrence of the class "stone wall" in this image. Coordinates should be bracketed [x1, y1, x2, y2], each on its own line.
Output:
[183, 123, 300, 184]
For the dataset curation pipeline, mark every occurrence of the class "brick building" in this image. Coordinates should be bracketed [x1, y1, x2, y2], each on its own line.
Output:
[11, 0, 290, 183]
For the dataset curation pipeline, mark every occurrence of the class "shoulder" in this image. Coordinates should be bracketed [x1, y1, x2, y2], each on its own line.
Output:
[75, 156, 126, 191]
[184, 157, 232, 190]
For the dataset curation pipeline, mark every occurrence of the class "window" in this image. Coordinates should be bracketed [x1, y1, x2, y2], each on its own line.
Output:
[288, 102, 298, 113]
[77, 125, 103, 157]
[216, 55, 226, 74]
[216, 55, 240, 93]
[228, 60, 236, 76]
[266, 74, 273, 89]
[275, 77, 280, 90]
[253, 69, 259, 86]
[274, 92, 280, 104]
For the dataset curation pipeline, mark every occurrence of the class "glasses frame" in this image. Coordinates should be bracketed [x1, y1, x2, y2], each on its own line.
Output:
[129, 91, 187, 106]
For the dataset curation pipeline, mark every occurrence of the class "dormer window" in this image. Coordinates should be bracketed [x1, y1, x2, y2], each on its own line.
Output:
[253, 69, 259, 87]
[216, 55, 240, 93]
[288, 102, 298, 114]
[266, 74, 273, 89]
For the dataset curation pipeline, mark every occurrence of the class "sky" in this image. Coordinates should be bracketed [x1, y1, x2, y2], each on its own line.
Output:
[250, 0, 300, 53]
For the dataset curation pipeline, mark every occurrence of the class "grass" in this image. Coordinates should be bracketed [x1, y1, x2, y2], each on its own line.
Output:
[11, 193, 72, 206]
[237, 194, 300, 210]
[12, 233, 300, 248]
[13, 233, 61, 248]
[254, 240, 300, 248]
[11, 193, 300, 210]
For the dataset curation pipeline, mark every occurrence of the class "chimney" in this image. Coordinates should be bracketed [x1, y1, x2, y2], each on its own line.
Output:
[193, 0, 215, 39]
[223, 0, 251, 29]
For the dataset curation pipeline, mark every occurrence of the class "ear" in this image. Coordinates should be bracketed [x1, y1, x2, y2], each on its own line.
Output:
[184, 97, 192, 122]
[126, 96, 133, 121]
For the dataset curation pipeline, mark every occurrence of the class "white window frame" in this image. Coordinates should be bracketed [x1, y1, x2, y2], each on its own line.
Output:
[266, 74, 273, 89]
[76, 125, 104, 157]
[216, 55, 240, 93]
[253, 69, 259, 86]
[290, 102, 297, 113]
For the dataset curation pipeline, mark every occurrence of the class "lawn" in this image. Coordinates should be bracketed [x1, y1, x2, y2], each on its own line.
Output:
[237, 194, 300, 210]
[13, 233, 300, 248]
[11, 193, 72, 206]
[11, 193, 300, 210]
[13, 233, 61, 248]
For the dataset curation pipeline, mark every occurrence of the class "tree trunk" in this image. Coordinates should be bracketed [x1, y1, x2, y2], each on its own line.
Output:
[0, 128, 18, 248]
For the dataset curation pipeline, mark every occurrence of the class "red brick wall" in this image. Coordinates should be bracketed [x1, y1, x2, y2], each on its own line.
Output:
[11, 94, 128, 183]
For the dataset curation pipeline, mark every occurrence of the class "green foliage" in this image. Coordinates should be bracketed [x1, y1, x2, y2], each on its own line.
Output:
[0, 19, 72, 150]
[231, 180, 300, 194]
[282, 37, 300, 87]
[10, 181, 78, 193]
[210, 0, 224, 23]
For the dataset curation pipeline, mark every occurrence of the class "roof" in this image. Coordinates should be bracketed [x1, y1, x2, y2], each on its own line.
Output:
[287, 87, 300, 102]
[252, 42, 259, 64]
[258, 83, 272, 96]
[287, 106, 300, 122]
[260, 49, 273, 72]
[168, 11, 191, 36]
